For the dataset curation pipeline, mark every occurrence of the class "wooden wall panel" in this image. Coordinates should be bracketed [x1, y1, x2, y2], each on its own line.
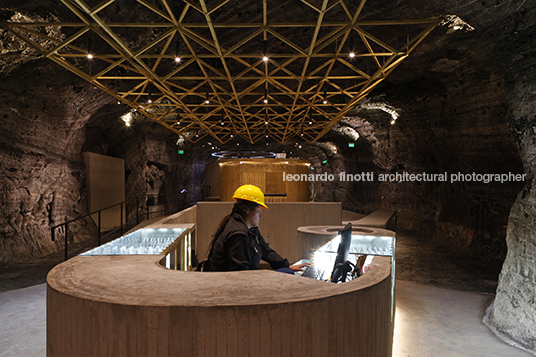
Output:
[83, 152, 125, 230]
[219, 158, 310, 203]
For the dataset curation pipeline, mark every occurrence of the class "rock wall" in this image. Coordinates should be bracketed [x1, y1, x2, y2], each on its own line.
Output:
[0, 63, 110, 264]
[485, 0, 536, 349]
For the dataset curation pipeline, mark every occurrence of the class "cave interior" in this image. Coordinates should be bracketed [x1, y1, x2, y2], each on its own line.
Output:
[1, 0, 536, 352]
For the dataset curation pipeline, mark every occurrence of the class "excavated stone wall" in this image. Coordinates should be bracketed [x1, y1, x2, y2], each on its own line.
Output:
[0, 64, 108, 264]
[484, 0, 536, 349]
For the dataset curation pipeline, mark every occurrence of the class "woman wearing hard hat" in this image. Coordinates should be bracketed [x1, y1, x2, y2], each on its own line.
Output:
[201, 184, 309, 273]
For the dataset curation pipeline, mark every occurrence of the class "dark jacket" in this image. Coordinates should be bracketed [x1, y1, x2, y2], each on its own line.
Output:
[205, 213, 290, 271]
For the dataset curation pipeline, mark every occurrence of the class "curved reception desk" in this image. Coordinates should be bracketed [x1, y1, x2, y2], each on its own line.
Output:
[47, 254, 393, 356]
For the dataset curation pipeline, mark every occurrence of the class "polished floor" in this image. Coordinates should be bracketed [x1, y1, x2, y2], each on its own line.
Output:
[1, 279, 533, 357]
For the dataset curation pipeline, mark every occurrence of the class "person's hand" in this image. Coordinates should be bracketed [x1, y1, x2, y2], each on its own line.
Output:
[289, 262, 310, 271]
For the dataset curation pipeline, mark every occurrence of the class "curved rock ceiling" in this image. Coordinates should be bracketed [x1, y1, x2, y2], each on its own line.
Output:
[2, 0, 440, 144]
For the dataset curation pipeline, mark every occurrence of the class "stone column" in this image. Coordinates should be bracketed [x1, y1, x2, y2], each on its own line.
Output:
[488, 79, 536, 350]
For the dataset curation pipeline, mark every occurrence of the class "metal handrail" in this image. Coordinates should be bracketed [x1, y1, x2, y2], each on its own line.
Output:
[51, 197, 189, 261]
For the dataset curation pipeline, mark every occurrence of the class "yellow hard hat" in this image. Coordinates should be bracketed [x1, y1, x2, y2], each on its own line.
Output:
[232, 184, 268, 209]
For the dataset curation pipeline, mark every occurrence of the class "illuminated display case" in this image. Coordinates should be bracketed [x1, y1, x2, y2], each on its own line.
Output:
[310, 232, 396, 320]
[79, 227, 188, 256]
[79, 226, 194, 271]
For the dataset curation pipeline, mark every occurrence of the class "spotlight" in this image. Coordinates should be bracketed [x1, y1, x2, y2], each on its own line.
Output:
[87, 36, 93, 60]
[349, 52, 355, 58]
[175, 38, 181, 63]
[262, 40, 269, 62]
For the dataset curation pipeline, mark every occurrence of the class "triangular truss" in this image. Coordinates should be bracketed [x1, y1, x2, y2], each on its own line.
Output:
[2, 0, 440, 144]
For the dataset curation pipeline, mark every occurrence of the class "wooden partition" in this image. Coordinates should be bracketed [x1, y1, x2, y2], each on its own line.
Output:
[195, 202, 342, 263]
[83, 152, 125, 230]
[160, 205, 197, 224]
[219, 158, 310, 203]
[47, 255, 393, 357]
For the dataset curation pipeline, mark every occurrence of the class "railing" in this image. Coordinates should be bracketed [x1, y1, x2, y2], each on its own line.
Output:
[51, 196, 189, 261]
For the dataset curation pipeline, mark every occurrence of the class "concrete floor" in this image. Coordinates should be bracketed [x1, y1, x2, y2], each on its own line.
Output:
[1, 280, 533, 356]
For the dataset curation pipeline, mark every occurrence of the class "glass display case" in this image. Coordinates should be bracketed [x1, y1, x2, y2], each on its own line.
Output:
[310, 232, 396, 320]
[79, 227, 188, 256]
[79, 226, 194, 271]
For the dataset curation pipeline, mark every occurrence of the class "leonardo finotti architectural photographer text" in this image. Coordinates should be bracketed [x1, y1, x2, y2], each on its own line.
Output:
[282, 171, 526, 184]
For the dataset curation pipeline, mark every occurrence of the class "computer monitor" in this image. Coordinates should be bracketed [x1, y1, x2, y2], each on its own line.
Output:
[330, 223, 352, 283]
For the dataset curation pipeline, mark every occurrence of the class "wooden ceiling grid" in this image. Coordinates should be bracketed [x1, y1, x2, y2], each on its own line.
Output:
[2, 0, 440, 144]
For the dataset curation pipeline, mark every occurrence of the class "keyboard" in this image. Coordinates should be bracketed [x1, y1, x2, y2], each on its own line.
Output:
[301, 266, 325, 280]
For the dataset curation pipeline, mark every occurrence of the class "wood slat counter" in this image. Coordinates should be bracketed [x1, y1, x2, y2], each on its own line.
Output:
[47, 254, 393, 357]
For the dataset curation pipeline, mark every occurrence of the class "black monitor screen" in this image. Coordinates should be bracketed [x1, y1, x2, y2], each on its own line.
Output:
[330, 223, 352, 283]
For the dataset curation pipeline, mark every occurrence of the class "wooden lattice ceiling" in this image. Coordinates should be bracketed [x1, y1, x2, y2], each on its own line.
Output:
[2, 0, 440, 144]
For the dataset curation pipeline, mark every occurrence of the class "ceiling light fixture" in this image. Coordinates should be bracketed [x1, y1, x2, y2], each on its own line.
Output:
[86, 35, 93, 59]
[262, 40, 269, 62]
[174, 38, 181, 63]
[205, 91, 210, 104]
[323, 91, 328, 105]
